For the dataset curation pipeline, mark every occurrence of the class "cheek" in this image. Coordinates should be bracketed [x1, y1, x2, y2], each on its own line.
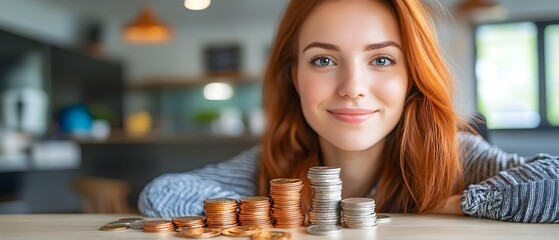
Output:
[374, 76, 408, 107]
[297, 71, 335, 107]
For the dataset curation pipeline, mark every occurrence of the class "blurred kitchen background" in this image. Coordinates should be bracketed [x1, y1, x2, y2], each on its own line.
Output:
[0, 0, 557, 214]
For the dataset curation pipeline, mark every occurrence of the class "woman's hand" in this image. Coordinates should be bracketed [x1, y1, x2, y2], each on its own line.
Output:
[430, 194, 464, 215]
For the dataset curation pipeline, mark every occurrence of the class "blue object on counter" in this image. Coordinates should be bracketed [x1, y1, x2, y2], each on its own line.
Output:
[59, 105, 92, 134]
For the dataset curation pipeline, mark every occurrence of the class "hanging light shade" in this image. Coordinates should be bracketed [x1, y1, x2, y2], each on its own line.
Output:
[455, 0, 505, 22]
[122, 6, 172, 44]
[184, 0, 211, 10]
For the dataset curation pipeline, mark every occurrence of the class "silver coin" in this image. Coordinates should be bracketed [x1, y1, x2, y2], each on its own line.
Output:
[345, 225, 377, 229]
[311, 208, 340, 213]
[118, 217, 144, 223]
[306, 224, 342, 235]
[311, 181, 343, 186]
[129, 220, 144, 229]
[310, 221, 342, 226]
[309, 166, 341, 172]
[343, 219, 377, 224]
[308, 172, 340, 176]
[108, 220, 129, 225]
[376, 214, 391, 223]
[342, 198, 375, 204]
[309, 212, 340, 217]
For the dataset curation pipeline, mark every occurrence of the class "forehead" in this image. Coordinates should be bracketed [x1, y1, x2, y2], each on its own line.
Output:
[298, 0, 401, 50]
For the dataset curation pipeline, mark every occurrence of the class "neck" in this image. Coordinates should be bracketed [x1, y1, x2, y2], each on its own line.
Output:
[320, 138, 385, 199]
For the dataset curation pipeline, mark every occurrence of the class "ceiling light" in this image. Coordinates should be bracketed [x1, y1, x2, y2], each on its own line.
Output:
[455, 0, 505, 22]
[203, 83, 234, 100]
[184, 0, 211, 10]
[122, 6, 172, 44]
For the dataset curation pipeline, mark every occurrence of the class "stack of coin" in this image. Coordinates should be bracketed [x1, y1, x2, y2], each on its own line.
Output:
[238, 196, 273, 228]
[269, 178, 305, 228]
[172, 216, 205, 231]
[142, 220, 175, 233]
[307, 166, 342, 226]
[341, 198, 377, 229]
[204, 198, 238, 228]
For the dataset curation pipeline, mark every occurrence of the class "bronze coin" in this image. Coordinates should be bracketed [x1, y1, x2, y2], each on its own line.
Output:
[99, 222, 129, 231]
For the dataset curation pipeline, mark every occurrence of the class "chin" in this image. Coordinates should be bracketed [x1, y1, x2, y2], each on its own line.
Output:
[328, 137, 383, 152]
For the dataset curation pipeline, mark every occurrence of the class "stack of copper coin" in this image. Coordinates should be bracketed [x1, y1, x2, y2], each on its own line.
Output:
[142, 220, 175, 233]
[238, 196, 273, 228]
[269, 178, 305, 228]
[203, 198, 238, 228]
[172, 216, 205, 231]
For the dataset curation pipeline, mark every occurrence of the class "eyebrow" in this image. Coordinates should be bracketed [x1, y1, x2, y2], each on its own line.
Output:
[302, 41, 402, 52]
[303, 42, 339, 52]
[364, 41, 402, 51]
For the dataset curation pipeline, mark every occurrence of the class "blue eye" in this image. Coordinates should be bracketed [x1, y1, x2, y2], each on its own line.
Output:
[311, 57, 336, 67]
[373, 56, 395, 67]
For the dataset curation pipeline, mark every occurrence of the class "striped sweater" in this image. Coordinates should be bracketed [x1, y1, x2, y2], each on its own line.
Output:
[138, 132, 559, 223]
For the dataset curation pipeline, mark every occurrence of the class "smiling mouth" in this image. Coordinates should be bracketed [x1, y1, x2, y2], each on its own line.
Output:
[327, 109, 377, 124]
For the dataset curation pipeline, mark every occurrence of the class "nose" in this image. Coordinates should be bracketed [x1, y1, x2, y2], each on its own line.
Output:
[337, 61, 368, 99]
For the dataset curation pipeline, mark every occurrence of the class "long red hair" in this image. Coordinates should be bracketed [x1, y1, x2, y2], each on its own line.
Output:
[258, 0, 464, 214]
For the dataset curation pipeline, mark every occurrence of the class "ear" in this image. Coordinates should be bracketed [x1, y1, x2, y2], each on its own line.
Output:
[291, 64, 299, 94]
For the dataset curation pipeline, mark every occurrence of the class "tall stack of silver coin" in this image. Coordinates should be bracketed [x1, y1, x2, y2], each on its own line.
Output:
[307, 166, 343, 226]
[341, 198, 377, 229]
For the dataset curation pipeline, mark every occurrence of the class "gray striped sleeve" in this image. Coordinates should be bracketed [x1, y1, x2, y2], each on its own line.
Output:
[138, 146, 260, 218]
[458, 133, 559, 223]
[459, 133, 527, 186]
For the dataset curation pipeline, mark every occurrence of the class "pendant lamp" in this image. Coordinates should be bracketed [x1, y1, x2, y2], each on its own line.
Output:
[455, 0, 505, 21]
[184, 0, 211, 10]
[122, 5, 172, 44]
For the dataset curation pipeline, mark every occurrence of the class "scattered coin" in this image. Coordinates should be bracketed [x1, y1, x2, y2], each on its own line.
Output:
[118, 217, 144, 224]
[177, 227, 222, 238]
[376, 214, 391, 223]
[129, 220, 144, 229]
[222, 226, 262, 237]
[251, 231, 292, 240]
[99, 222, 129, 231]
[306, 224, 341, 235]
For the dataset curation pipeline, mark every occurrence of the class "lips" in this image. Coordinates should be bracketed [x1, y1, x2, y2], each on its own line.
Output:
[327, 108, 377, 124]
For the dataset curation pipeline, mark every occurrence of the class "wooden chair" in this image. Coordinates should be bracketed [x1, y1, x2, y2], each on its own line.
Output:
[73, 177, 132, 213]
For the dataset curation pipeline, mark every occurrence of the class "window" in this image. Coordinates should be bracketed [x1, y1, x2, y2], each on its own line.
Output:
[545, 25, 559, 126]
[475, 21, 558, 129]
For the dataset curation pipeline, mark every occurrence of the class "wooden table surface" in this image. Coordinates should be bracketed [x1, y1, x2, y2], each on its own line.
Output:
[1, 213, 557, 240]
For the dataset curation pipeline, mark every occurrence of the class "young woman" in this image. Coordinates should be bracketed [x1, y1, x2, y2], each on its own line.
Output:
[139, 0, 559, 223]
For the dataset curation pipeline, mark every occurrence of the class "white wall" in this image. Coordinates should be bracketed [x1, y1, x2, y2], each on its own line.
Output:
[0, 0, 78, 46]
[103, 20, 277, 82]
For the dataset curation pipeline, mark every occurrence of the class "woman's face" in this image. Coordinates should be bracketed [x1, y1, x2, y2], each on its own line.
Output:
[295, 0, 408, 152]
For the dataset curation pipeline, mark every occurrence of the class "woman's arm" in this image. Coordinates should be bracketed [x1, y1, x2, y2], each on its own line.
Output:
[458, 133, 559, 223]
[138, 147, 260, 218]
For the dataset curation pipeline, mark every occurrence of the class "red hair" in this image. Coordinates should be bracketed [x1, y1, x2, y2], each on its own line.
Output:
[258, 0, 464, 214]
